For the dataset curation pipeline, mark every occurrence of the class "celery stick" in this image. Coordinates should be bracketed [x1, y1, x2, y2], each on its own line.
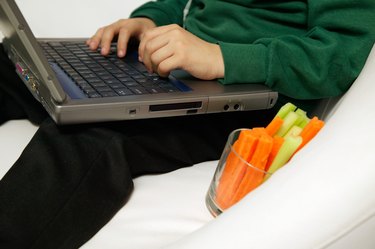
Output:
[265, 136, 302, 178]
[295, 108, 310, 128]
[295, 108, 306, 116]
[298, 117, 310, 129]
[275, 111, 299, 137]
[283, 125, 303, 139]
[276, 103, 297, 119]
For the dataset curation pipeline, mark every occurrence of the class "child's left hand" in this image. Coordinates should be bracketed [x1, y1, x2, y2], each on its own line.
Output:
[138, 24, 225, 80]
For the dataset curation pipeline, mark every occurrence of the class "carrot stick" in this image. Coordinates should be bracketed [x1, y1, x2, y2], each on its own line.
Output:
[265, 135, 284, 172]
[215, 130, 259, 210]
[297, 116, 325, 151]
[217, 130, 254, 181]
[265, 116, 284, 136]
[252, 127, 268, 136]
[230, 133, 273, 205]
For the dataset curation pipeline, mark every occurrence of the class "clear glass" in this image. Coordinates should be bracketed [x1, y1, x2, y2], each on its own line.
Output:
[206, 129, 272, 217]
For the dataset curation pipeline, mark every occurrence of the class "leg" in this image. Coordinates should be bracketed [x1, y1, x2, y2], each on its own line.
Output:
[108, 109, 277, 177]
[0, 118, 134, 249]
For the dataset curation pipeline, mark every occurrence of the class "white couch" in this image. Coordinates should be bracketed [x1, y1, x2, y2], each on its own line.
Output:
[1, 1, 375, 248]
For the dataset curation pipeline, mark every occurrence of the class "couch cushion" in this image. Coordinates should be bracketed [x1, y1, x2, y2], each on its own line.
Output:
[163, 45, 375, 249]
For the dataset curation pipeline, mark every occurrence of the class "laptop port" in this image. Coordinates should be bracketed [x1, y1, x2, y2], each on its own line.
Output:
[128, 109, 137, 116]
[186, 109, 198, 114]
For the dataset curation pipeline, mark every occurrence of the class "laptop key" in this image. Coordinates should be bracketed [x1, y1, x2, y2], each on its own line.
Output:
[115, 88, 133, 96]
[77, 82, 93, 90]
[88, 93, 101, 98]
[85, 78, 104, 84]
[117, 76, 134, 82]
[100, 91, 118, 97]
[90, 82, 107, 88]
[129, 87, 148, 95]
[95, 86, 113, 92]
[84, 88, 99, 96]
[146, 87, 165, 94]
[107, 83, 124, 89]
[122, 81, 140, 88]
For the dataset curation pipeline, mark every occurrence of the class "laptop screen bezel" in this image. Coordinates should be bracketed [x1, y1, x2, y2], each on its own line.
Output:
[0, 0, 66, 103]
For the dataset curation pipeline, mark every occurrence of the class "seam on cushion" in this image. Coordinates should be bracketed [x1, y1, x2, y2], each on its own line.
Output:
[28, 134, 122, 249]
[315, 208, 375, 249]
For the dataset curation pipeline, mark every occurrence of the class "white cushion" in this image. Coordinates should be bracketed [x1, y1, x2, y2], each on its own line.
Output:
[163, 44, 375, 249]
[0, 120, 38, 178]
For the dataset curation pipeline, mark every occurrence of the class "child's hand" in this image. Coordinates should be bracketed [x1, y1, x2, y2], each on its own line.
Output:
[86, 18, 156, 58]
[138, 24, 224, 80]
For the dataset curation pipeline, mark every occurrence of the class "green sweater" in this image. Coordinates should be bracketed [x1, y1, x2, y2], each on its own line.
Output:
[131, 0, 375, 103]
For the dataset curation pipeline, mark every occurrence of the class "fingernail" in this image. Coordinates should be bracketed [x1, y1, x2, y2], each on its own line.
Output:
[118, 50, 125, 57]
[89, 41, 96, 50]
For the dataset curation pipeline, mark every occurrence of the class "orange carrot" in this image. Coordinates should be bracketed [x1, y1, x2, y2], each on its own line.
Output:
[215, 130, 259, 210]
[296, 116, 325, 152]
[230, 133, 273, 205]
[218, 130, 254, 181]
[265, 135, 284, 172]
[252, 127, 269, 136]
[265, 116, 284, 136]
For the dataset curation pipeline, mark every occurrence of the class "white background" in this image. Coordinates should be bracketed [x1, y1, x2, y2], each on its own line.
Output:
[16, 0, 148, 38]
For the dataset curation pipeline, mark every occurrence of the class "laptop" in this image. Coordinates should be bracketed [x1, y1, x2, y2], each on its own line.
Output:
[0, 0, 277, 124]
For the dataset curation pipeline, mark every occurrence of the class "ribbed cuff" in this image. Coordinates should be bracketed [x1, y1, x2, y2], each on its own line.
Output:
[218, 42, 268, 85]
[130, 3, 180, 27]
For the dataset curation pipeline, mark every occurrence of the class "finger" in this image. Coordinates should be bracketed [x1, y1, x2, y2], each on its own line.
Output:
[156, 55, 181, 78]
[149, 44, 174, 73]
[138, 24, 179, 61]
[142, 35, 169, 72]
[117, 27, 131, 57]
[99, 20, 126, 56]
[99, 25, 118, 55]
[87, 27, 104, 50]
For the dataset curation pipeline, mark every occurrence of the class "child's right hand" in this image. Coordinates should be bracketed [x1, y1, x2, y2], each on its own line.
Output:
[86, 17, 156, 58]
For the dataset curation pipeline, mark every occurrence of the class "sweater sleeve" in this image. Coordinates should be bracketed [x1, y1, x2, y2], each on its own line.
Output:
[129, 0, 189, 27]
[220, 0, 375, 100]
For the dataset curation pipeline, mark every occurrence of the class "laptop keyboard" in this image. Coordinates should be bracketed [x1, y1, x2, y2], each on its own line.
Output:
[40, 42, 182, 98]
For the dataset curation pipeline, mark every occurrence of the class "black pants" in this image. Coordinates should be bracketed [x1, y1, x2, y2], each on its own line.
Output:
[0, 45, 276, 249]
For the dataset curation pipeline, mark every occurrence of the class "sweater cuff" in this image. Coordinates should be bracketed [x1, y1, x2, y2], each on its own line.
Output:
[130, 4, 179, 27]
[218, 42, 268, 85]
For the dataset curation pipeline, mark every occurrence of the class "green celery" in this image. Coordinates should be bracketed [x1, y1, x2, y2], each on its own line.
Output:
[276, 103, 297, 119]
[283, 125, 303, 139]
[294, 108, 310, 128]
[265, 135, 303, 178]
[275, 111, 299, 137]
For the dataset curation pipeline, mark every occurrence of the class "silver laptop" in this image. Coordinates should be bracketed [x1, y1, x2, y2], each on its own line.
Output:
[0, 0, 277, 124]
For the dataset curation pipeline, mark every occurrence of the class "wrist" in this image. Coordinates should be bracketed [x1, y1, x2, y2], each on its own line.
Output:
[212, 44, 225, 79]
